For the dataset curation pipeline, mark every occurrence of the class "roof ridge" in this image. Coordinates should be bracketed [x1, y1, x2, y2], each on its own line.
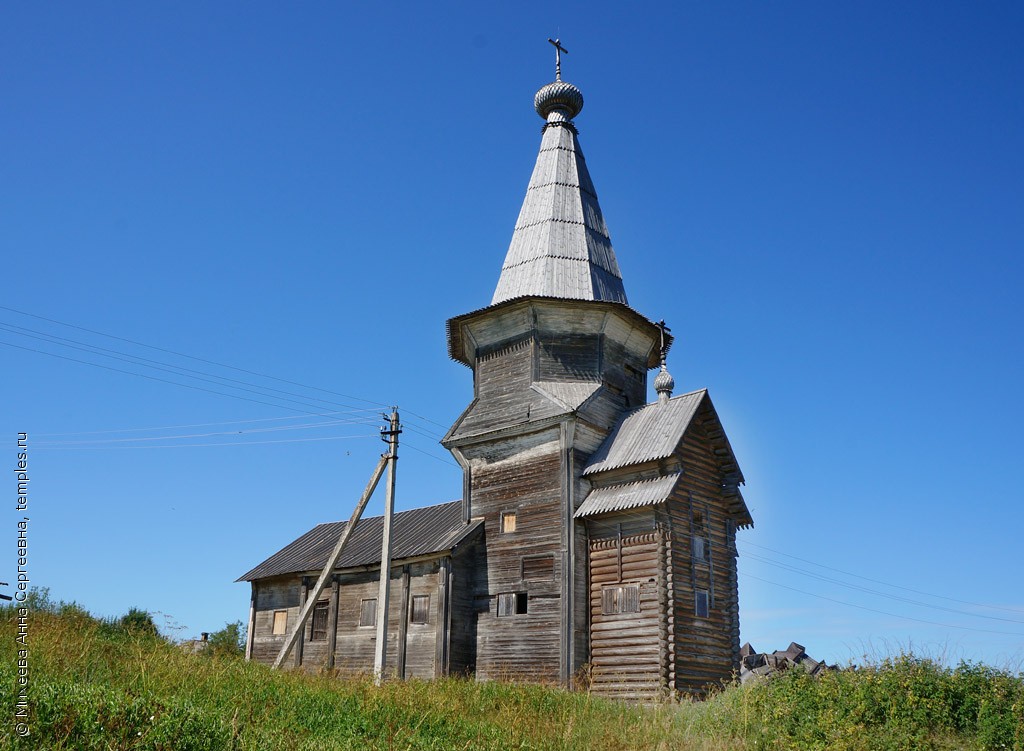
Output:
[311, 498, 462, 528]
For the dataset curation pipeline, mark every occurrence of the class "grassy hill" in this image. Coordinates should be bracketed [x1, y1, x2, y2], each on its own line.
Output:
[1, 601, 1021, 750]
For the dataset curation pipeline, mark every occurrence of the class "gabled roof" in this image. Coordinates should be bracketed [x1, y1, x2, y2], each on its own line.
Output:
[237, 500, 480, 582]
[491, 118, 627, 305]
[581, 389, 752, 527]
[583, 390, 706, 475]
[575, 473, 681, 518]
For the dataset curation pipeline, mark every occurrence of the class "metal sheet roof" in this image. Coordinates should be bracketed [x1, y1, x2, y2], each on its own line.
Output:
[237, 500, 480, 582]
[491, 124, 627, 305]
[583, 390, 706, 475]
[575, 473, 681, 518]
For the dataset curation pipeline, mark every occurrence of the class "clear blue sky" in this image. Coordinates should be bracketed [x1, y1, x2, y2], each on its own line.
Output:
[3, 2, 1022, 667]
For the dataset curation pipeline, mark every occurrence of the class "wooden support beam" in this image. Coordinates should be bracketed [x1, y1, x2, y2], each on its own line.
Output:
[295, 577, 309, 667]
[326, 576, 340, 670]
[272, 452, 389, 669]
[245, 582, 257, 661]
[396, 565, 411, 679]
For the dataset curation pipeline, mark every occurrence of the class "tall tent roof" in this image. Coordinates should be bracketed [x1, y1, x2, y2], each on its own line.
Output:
[491, 76, 628, 305]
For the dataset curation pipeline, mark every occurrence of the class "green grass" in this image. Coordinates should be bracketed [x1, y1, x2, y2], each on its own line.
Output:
[1, 602, 1021, 750]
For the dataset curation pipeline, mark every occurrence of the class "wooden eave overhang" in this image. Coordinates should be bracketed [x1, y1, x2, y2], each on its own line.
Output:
[444, 296, 670, 370]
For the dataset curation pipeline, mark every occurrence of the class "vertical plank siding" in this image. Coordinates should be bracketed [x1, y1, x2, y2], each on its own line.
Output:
[467, 435, 564, 681]
[249, 558, 449, 678]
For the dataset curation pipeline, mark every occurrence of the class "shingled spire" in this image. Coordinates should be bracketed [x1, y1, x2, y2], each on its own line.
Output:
[491, 54, 628, 306]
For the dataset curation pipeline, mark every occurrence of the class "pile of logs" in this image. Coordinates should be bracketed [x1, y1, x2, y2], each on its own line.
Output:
[739, 641, 834, 683]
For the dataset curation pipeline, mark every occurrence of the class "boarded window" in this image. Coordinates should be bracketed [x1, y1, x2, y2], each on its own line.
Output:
[695, 590, 709, 618]
[310, 601, 329, 641]
[359, 598, 377, 627]
[410, 595, 429, 624]
[500, 511, 517, 533]
[693, 535, 710, 563]
[601, 585, 640, 615]
[497, 592, 527, 617]
[272, 610, 288, 635]
[522, 555, 554, 580]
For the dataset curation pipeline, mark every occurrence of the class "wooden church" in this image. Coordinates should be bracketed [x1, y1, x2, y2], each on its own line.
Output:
[239, 53, 753, 700]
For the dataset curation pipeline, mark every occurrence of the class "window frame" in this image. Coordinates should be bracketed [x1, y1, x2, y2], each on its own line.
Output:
[359, 598, 377, 628]
[410, 594, 430, 625]
[497, 592, 528, 617]
[310, 600, 329, 641]
[272, 609, 288, 636]
[500, 510, 517, 533]
[695, 589, 710, 618]
[601, 584, 641, 615]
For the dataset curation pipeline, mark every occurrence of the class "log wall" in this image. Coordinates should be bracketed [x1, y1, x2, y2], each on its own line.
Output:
[586, 513, 666, 701]
[666, 402, 742, 696]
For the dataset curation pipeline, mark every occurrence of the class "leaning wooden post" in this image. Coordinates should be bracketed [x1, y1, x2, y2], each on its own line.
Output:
[373, 408, 400, 685]
[272, 452, 389, 670]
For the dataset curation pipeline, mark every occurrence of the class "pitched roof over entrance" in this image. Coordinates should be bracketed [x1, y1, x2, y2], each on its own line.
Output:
[491, 78, 627, 306]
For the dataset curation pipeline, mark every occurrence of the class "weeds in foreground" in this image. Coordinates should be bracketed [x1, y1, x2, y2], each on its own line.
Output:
[1, 600, 1021, 750]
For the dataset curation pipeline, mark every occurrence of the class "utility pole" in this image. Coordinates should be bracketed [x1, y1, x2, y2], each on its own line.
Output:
[373, 408, 400, 684]
[272, 451, 389, 670]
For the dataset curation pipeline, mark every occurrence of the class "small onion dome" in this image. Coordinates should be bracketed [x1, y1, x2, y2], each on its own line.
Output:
[534, 80, 584, 121]
[654, 365, 675, 403]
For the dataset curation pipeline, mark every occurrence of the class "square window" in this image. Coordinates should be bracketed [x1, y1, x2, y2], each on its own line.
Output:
[310, 601, 329, 641]
[359, 598, 377, 627]
[500, 511, 517, 533]
[411, 595, 430, 625]
[696, 590, 709, 618]
[272, 610, 288, 635]
[497, 592, 527, 617]
[521, 555, 554, 580]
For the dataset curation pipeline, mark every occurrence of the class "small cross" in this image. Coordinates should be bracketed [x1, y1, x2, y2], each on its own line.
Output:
[656, 320, 672, 364]
[548, 38, 568, 80]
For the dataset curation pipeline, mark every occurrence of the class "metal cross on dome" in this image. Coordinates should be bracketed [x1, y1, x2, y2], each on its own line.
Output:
[548, 38, 568, 80]
[656, 319, 672, 365]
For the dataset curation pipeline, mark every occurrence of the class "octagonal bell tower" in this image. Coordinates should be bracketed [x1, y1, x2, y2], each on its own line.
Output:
[443, 48, 669, 684]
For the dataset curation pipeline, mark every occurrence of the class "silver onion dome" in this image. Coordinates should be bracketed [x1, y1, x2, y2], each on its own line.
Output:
[654, 365, 675, 403]
[534, 80, 584, 121]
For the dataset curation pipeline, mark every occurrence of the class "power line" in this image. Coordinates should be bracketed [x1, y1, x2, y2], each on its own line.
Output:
[33, 418, 381, 446]
[401, 439, 460, 467]
[33, 409, 380, 438]
[0, 339, 344, 416]
[34, 434, 380, 450]
[0, 304, 391, 410]
[741, 572, 1024, 638]
[0, 321, 371, 413]
[739, 540, 1024, 615]
[742, 551, 1024, 625]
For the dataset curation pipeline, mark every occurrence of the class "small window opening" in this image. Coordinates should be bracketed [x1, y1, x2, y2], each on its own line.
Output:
[411, 595, 430, 624]
[311, 601, 329, 641]
[602, 584, 640, 615]
[497, 592, 527, 617]
[272, 610, 288, 635]
[500, 511, 517, 533]
[696, 590, 710, 618]
[359, 598, 377, 627]
[521, 555, 555, 580]
[692, 535, 710, 563]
